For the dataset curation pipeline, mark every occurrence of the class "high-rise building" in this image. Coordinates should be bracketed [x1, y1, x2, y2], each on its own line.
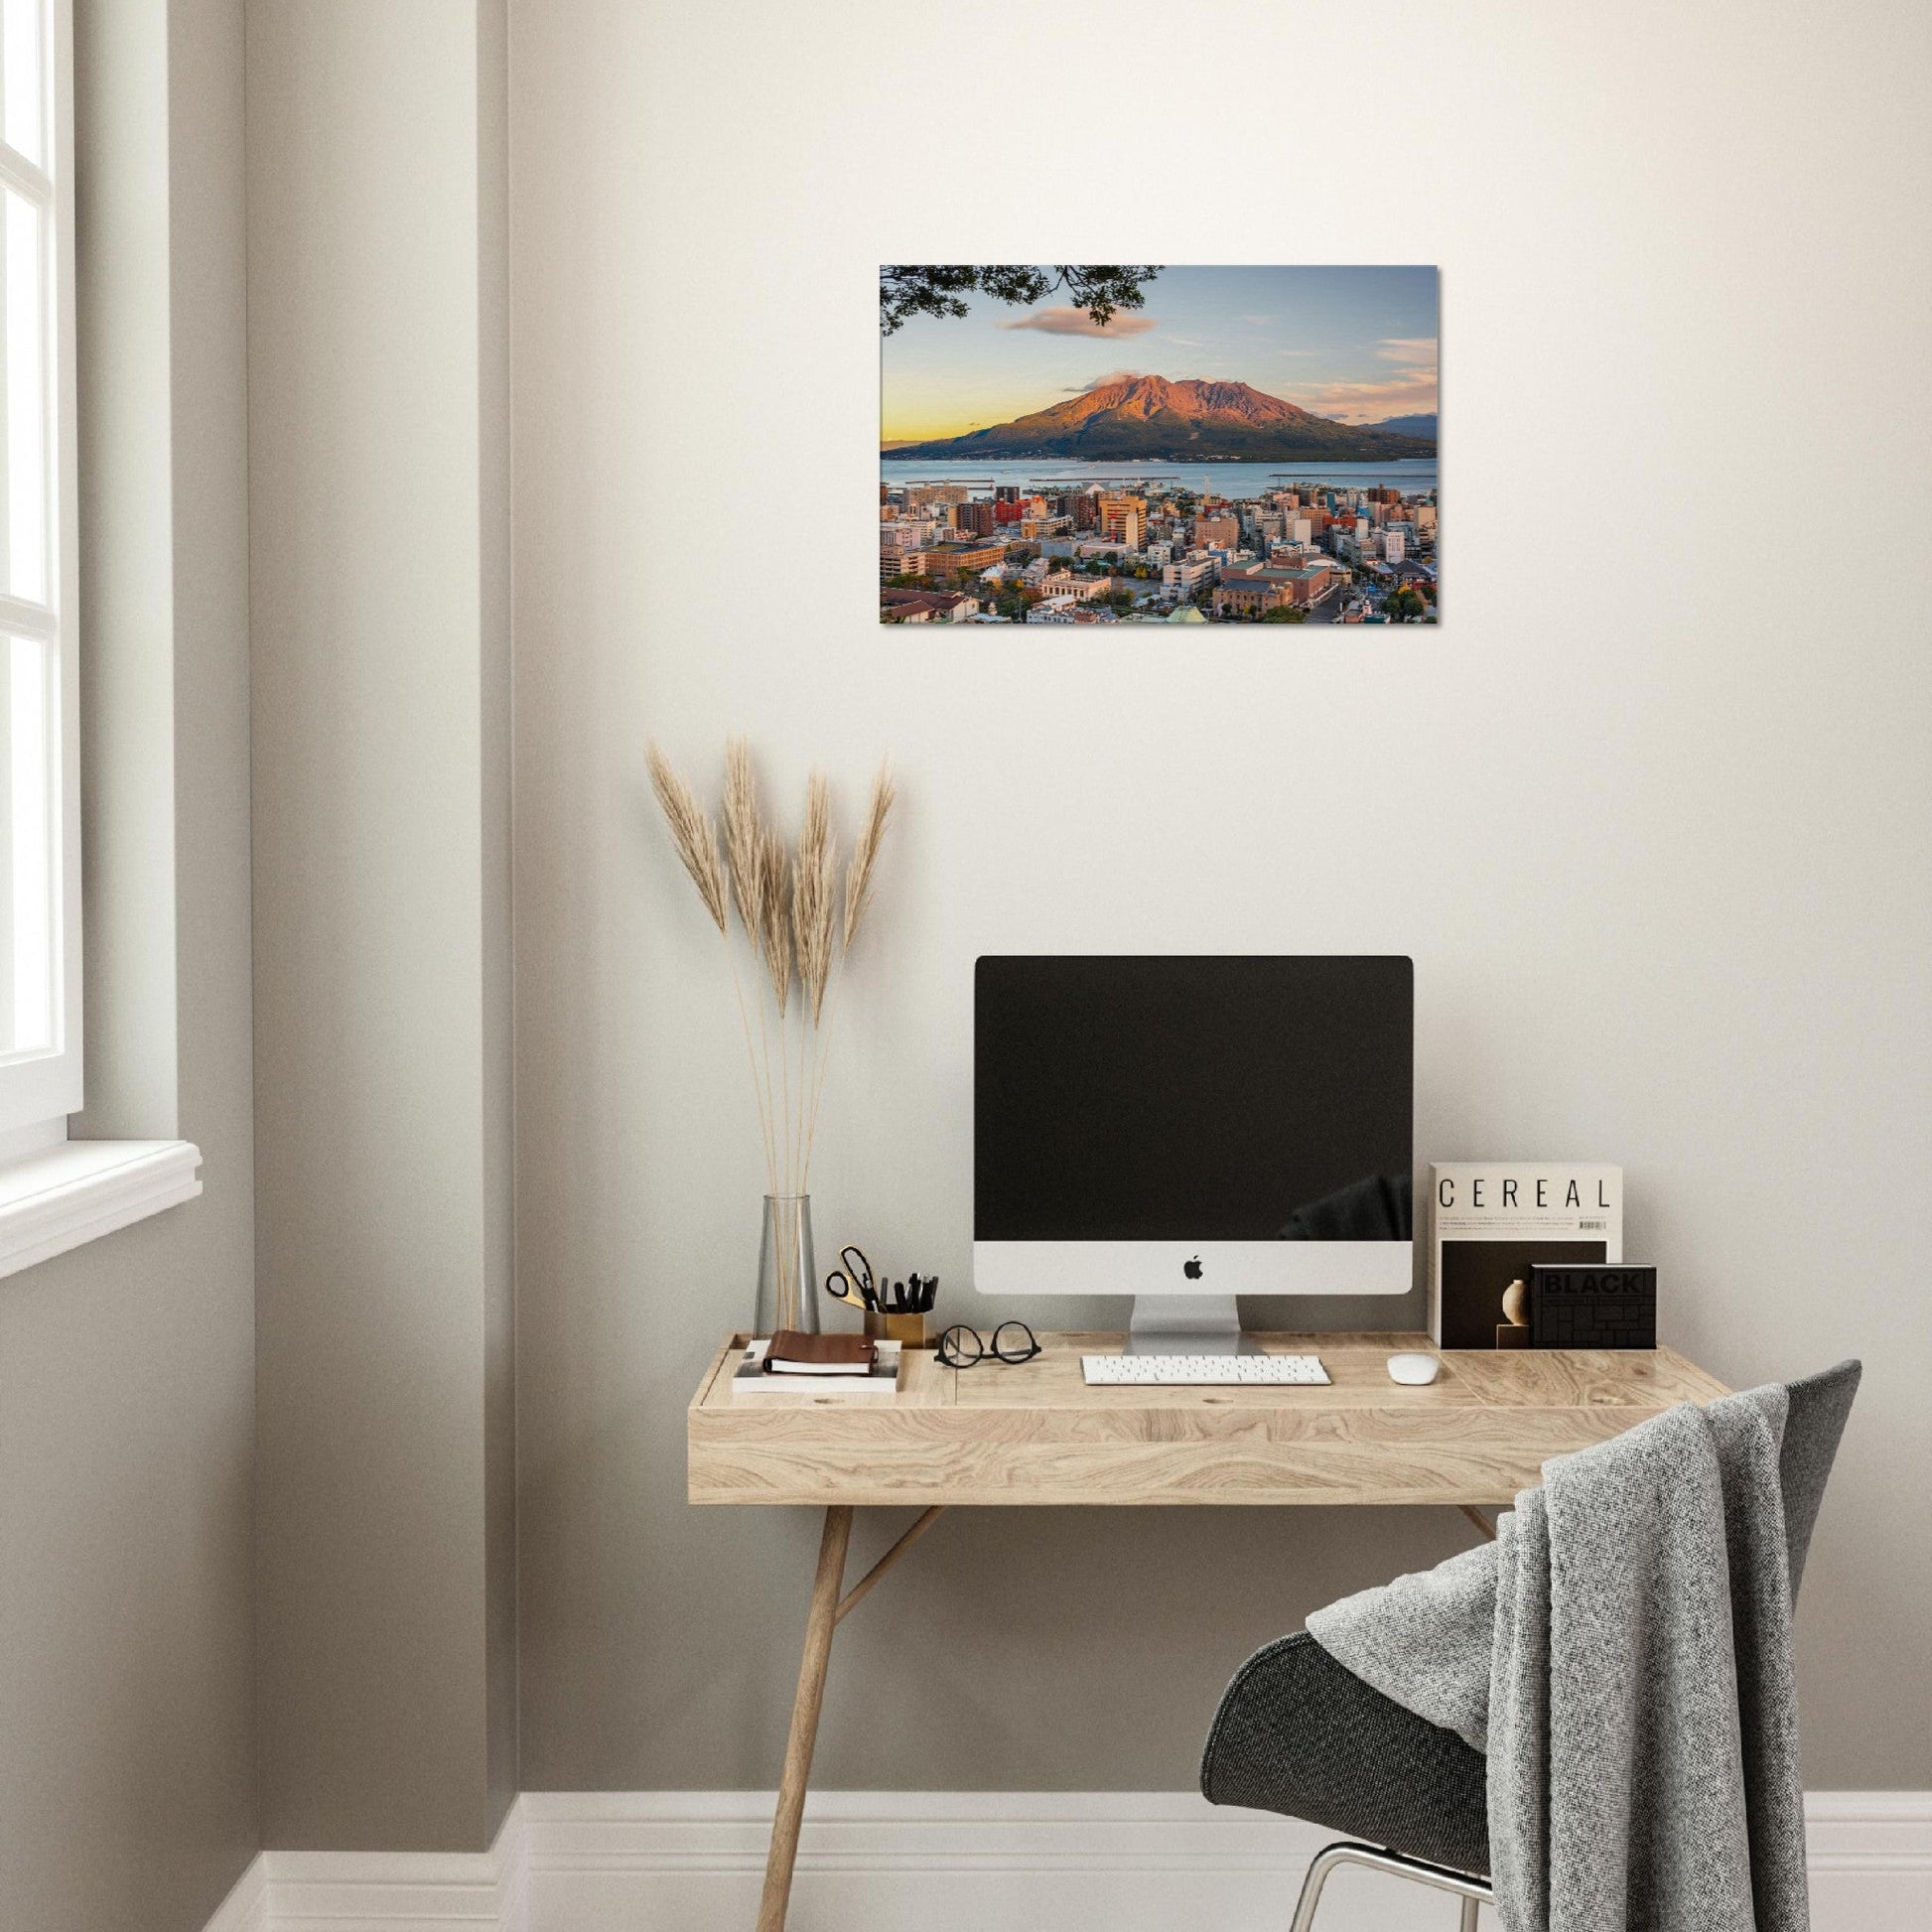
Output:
[954, 499, 997, 537]
[1194, 511, 1239, 551]
[1098, 492, 1147, 550]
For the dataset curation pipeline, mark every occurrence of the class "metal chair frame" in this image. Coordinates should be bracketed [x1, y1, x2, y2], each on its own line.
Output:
[1289, 1839, 1492, 1932]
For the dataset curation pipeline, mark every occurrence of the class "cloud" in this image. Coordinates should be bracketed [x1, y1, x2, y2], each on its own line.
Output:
[1281, 338, 1439, 422]
[1282, 369, 1439, 425]
[1061, 368, 1150, 393]
[998, 305, 1158, 337]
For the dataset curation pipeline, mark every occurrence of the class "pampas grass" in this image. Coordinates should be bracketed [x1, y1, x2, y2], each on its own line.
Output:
[792, 775, 837, 1026]
[646, 739, 897, 1224]
[645, 746, 727, 935]
[844, 761, 897, 948]
[723, 738, 764, 942]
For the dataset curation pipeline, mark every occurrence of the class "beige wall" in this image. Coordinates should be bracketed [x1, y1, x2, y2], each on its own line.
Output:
[0, 2, 258, 1929]
[510, 0, 1932, 1795]
[249, 0, 515, 1853]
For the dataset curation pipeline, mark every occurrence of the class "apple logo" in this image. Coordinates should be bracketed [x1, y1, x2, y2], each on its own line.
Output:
[1183, 1255, 1203, 1280]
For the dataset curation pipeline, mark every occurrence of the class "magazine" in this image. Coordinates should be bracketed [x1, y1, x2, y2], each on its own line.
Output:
[1428, 1164, 1622, 1349]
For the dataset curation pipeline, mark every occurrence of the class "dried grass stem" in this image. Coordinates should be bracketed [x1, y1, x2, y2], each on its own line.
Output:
[645, 741, 896, 1206]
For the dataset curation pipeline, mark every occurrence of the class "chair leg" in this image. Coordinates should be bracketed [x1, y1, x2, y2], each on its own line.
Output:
[1288, 1842, 1493, 1932]
[1287, 1844, 1351, 1932]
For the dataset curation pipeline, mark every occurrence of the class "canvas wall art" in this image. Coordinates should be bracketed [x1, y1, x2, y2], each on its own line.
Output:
[880, 265, 1438, 626]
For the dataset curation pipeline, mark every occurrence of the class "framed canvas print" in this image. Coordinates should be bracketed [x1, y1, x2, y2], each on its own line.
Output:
[880, 265, 1437, 626]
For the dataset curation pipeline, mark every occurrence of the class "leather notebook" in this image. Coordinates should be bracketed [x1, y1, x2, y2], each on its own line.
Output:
[764, 1330, 877, 1375]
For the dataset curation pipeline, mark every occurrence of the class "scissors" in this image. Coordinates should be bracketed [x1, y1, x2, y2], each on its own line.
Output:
[824, 1245, 880, 1312]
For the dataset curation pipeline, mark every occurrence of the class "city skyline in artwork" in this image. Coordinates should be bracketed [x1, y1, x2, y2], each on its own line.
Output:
[879, 265, 1439, 627]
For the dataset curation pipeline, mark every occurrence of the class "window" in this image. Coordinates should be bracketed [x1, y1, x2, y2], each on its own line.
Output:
[0, 0, 200, 1273]
[0, 0, 75, 1145]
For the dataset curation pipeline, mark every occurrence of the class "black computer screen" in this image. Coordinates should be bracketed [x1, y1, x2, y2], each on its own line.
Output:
[974, 956, 1414, 1242]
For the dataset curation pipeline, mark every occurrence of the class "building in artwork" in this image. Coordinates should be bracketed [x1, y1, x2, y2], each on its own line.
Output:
[1163, 557, 1217, 600]
[880, 519, 926, 580]
[881, 588, 979, 622]
[1213, 576, 1289, 617]
[878, 474, 1434, 625]
[1097, 492, 1147, 551]
[921, 540, 1006, 578]
[1040, 572, 1113, 604]
[1214, 564, 1335, 616]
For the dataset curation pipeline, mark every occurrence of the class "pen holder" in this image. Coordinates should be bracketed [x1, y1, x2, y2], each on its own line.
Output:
[866, 1310, 927, 1348]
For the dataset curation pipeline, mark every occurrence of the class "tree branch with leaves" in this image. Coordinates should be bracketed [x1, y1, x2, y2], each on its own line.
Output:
[880, 264, 1162, 335]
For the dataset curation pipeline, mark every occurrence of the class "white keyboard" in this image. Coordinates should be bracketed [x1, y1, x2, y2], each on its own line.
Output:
[1081, 1352, 1329, 1387]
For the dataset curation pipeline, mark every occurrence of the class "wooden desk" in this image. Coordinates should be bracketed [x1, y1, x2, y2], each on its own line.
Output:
[688, 1331, 1727, 1931]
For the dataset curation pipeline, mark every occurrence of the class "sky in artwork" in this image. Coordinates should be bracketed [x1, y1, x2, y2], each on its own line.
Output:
[881, 264, 1439, 444]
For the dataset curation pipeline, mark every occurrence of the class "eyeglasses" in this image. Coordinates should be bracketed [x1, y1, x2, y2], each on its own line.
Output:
[936, 1320, 1040, 1368]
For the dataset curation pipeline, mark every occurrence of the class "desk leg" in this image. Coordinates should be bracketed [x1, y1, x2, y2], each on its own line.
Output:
[758, 1504, 853, 1932]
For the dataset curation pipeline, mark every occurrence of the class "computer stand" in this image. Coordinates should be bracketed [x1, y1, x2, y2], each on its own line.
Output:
[1123, 1293, 1259, 1355]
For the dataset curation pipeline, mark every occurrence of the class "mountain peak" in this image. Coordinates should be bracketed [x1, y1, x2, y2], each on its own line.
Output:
[886, 374, 1434, 462]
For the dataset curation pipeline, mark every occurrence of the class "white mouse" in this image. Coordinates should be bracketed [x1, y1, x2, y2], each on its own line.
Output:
[1386, 1351, 1442, 1386]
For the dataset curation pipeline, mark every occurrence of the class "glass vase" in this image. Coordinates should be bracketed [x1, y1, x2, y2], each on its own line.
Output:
[755, 1194, 818, 1338]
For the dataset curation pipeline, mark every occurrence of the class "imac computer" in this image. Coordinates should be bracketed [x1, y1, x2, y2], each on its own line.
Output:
[973, 955, 1414, 1354]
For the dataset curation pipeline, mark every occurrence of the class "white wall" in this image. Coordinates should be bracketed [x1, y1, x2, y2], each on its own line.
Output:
[511, 0, 1932, 1793]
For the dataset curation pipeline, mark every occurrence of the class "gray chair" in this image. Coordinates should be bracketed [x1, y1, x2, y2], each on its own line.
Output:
[1200, 1361, 1861, 1931]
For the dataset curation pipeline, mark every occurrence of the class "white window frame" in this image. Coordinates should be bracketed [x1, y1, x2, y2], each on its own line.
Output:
[0, 0, 78, 1144]
[0, 0, 201, 1278]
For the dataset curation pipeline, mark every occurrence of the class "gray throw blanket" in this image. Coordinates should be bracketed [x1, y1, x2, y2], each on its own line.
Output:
[1307, 1388, 1808, 1932]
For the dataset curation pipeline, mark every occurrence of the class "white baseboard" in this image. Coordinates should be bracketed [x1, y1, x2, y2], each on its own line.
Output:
[202, 1789, 1932, 1932]
[203, 1808, 527, 1932]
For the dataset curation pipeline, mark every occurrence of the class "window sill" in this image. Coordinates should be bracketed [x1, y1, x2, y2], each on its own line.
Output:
[0, 1139, 203, 1282]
